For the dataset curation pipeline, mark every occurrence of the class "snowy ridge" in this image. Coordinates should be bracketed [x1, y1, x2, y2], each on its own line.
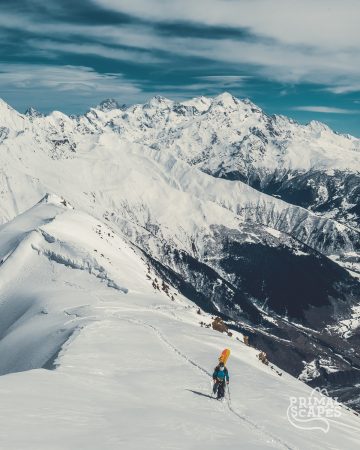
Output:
[0, 198, 359, 448]
[0, 194, 141, 375]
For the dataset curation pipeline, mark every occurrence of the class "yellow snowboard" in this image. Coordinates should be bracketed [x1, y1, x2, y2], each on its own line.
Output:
[219, 348, 230, 365]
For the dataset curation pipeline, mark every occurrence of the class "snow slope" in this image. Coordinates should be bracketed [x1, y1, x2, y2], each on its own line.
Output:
[0, 197, 359, 449]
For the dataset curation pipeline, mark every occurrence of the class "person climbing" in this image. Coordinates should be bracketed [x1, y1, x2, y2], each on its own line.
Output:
[212, 361, 229, 399]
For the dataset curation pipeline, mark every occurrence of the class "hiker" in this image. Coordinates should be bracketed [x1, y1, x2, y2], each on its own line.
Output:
[212, 361, 229, 399]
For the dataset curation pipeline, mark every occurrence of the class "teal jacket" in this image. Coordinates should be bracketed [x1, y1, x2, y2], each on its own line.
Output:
[213, 365, 229, 382]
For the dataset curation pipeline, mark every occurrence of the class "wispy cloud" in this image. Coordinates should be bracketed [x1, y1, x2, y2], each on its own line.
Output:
[1, 2, 359, 95]
[92, 0, 360, 93]
[28, 39, 162, 64]
[325, 84, 360, 94]
[0, 63, 143, 112]
[94, 0, 360, 51]
[292, 106, 355, 114]
[0, 63, 140, 93]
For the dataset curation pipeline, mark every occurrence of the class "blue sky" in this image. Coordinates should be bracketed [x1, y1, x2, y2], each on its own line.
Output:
[0, 0, 359, 136]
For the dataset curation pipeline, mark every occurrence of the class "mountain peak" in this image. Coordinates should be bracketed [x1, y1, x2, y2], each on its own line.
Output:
[211, 93, 263, 114]
[147, 95, 173, 108]
[213, 92, 238, 107]
[97, 98, 122, 112]
[308, 120, 331, 133]
[25, 107, 44, 118]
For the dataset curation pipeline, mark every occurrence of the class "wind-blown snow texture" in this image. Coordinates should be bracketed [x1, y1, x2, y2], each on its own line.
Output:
[0, 94, 360, 448]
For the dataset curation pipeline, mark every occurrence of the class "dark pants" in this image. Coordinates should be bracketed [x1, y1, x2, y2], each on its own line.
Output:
[213, 380, 225, 399]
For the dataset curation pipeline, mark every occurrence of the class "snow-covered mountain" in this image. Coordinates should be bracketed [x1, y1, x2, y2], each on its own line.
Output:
[111, 92, 360, 227]
[0, 93, 360, 447]
[0, 194, 359, 449]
